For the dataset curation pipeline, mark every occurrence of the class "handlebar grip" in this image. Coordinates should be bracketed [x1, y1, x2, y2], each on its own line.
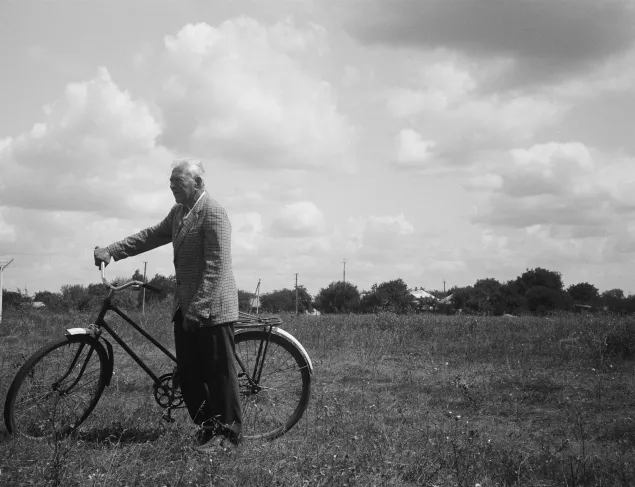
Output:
[143, 283, 162, 293]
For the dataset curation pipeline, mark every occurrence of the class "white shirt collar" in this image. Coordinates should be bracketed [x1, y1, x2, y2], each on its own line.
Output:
[184, 191, 206, 219]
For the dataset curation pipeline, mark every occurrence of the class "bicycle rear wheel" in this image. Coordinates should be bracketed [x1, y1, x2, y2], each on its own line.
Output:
[4, 335, 109, 439]
[234, 330, 311, 440]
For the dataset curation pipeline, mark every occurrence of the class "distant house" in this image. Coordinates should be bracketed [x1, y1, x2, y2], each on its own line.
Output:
[573, 304, 595, 314]
[31, 301, 46, 309]
[438, 294, 454, 304]
[410, 289, 437, 301]
[410, 289, 437, 311]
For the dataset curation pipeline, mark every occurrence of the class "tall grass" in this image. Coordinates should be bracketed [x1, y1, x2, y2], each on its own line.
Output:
[1, 307, 634, 486]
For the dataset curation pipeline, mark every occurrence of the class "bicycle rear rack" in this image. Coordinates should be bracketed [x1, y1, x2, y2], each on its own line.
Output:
[235, 311, 282, 329]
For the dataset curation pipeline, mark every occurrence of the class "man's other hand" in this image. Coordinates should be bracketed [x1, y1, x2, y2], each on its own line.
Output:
[183, 315, 201, 332]
[94, 247, 112, 267]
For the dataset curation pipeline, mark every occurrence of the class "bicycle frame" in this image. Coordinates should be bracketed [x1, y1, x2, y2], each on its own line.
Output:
[63, 280, 284, 401]
[83, 298, 288, 391]
[91, 294, 177, 387]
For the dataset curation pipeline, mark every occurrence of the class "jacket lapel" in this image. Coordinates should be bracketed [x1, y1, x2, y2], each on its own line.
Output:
[173, 193, 206, 253]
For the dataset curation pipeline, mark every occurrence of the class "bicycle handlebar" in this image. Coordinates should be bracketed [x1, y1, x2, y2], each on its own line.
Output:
[100, 263, 161, 293]
[144, 283, 162, 293]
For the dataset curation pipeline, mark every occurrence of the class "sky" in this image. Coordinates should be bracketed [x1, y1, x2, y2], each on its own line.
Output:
[1, 0, 635, 298]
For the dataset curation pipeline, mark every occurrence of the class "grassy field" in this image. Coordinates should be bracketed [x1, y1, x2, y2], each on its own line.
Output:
[1, 305, 634, 486]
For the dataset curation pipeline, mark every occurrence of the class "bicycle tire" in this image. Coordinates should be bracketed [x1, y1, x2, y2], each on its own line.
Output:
[234, 330, 311, 440]
[4, 335, 109, 439]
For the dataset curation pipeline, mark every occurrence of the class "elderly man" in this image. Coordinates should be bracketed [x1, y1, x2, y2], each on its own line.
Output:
[94, 158, 241, 452]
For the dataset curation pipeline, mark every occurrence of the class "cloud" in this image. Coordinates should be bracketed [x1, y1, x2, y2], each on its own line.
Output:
[232, 212, 264, 252]
[395, 129, 436, 167]
[464, 174, 504, 192]
[157, 18, 357, 171]
[231, 211, 423, 292]
[469, 142, 635, 273]
[347, 214, 416, 263]
[271, 201, 326, 237]
[348, 0, 635, 87]
[384, 57, 564, 163]
[0, 67, 164, 215]
[0, 210, 17, 242]
[499, 142, 604, 202]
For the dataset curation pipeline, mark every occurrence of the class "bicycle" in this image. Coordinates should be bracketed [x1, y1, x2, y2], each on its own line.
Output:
[3, 265, 312, 441]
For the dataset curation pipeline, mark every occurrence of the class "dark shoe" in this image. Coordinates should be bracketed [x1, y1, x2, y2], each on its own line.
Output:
[193, 428, 210, 446]
[193, 435, 234, 454]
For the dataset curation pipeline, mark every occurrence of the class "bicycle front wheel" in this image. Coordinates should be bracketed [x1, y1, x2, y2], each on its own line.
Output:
[4, 335, 109, 439]
[234, 330, 311, 440]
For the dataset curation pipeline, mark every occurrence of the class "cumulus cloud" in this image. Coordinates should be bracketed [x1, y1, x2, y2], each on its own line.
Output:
[235, 211, 423, 292]
[385, 57, 564, 164]
[158, 18, 357, 170]
[366, 214, 414, 236]
[232, 212, 264, 252]
[0, 67, 164, 215]
[0, 211, 17, 242]
[395, 129, 436, 167]
[348, 0, 635, 87]
[448, 141, 635, 292]
[271, 201, 325, 237]
[346, 213, 416, 262]
[464, 173, 504, 192]
[469, 142, 635, 274]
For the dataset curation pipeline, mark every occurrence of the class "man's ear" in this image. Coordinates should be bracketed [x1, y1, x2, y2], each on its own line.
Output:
[194, 176, 203, 188]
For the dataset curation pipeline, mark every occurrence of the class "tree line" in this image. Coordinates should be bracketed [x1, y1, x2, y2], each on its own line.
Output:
[2, 266, 634, 316]
[1, 272, 175, 313]
[241, 267, 635, 316]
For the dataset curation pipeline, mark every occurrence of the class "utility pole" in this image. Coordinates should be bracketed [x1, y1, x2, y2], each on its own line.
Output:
[443, 280, 446, 294]
[342, 258, 346, 287]
[295, 273, 299, 315]
[142, 261, 148, 314]
[0, 258, 15, 326]
[254, 278, 261, 314]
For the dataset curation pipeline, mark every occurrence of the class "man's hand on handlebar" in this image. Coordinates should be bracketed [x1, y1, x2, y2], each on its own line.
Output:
[94, 246, 112, 268]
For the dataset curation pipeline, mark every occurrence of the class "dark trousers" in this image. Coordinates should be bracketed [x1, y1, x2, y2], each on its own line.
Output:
[173, 310, 242, 442]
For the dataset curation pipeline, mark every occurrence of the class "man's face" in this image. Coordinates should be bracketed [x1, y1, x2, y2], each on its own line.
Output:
[170, 167, 199, 205]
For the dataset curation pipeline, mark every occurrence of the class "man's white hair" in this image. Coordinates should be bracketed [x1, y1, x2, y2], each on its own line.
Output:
[172, 158, 206, 188]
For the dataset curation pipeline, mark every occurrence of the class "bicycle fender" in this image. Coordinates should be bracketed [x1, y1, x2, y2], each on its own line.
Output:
[235, 327, 314, 374]
[65, 326, 100, 337]
[275, 328, 313, 373]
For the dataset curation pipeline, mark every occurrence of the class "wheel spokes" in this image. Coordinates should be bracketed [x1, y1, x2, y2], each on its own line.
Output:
[12, 341, 104, 437]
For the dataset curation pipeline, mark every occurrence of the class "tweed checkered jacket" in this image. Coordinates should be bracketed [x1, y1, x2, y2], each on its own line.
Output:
[107, 192, 239, 326]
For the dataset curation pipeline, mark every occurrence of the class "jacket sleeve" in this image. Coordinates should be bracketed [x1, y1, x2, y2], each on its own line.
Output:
[186, 205, 231, 320]
[107, 206, 177, 261]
